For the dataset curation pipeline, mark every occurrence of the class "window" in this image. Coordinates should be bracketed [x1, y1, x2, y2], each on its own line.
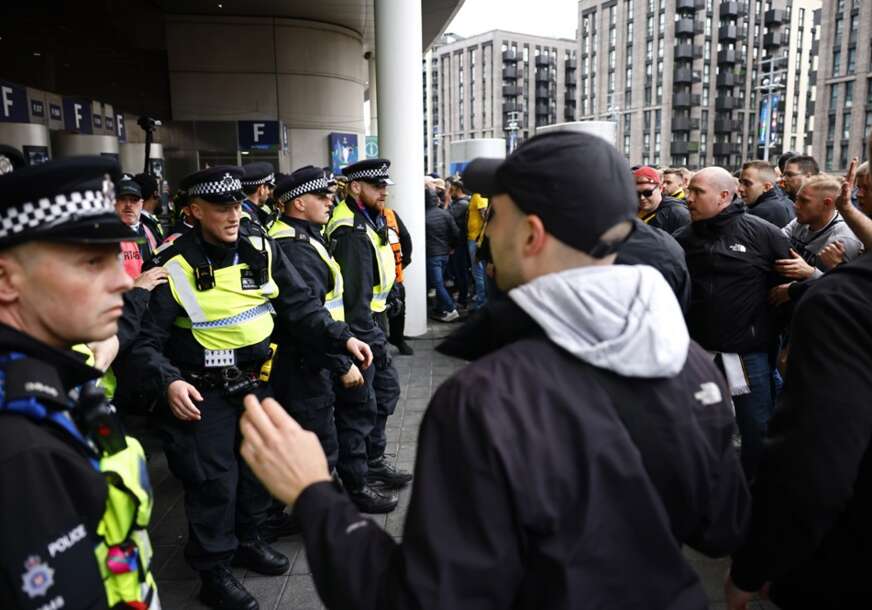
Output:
[624, 133, 631, 156]
[847, 46, 857, 73]
[827, 114, 836, 141]
[843, 112, 851, 140]
[840, 143, 849, 168]
[829, 84, 839, 109]
[832, 49, 841, 74]
[845, 82, 853, 108]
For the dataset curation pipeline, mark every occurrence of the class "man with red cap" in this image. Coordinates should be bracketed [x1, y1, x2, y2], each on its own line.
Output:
[634, 166, 690, 235]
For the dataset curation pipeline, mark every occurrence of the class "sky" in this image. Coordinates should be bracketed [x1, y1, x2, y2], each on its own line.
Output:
[445, 0, 579, 41]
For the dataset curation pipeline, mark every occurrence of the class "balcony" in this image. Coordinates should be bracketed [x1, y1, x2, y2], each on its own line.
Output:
[808, 71, 817, 85]
[564, 107, 577, 121]
[672, 116, 701, 131]
[675, 44, 703, 60]
[764, 8, 787, 26]
[715, 96, 740, 111]
[502, 84, 520, 97]
[565, 58, 577, 70]
[716, 71, 738, 87]
[566, 79, 577, 88]
[807, 100, 815, 113]
[676, 0, 705, 11]
[811, 39, 819, 54]
[535, 71, 551, 83]
[718, 24, 738, 40]
[535, 55, 554, 67]
[717, 49, 738, 64]
[764, 31, 789, 48]
[564, 93, 576, 105]
[502, 102, 520, 115]
[671, 141, 701, 155]
[502, 49, 518, 63]
[674, 92, 702, 107]
[713, 142, 741, 156]
[675, 18, 704, 37]
[536, 86, 552, 99]
[714, 118, 741, 133]
[718, 1, 747, 17]
[674, 68, 695, 84]
[502, 66, 518, 80]
[535, 102, 549, 115]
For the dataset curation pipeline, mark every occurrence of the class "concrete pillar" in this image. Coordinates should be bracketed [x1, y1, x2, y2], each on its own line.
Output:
[368, 55, 378, 137]
[375, 0, 427, 336]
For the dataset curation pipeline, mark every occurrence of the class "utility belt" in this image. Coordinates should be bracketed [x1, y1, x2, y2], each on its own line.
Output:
[181, 364, 262, 396]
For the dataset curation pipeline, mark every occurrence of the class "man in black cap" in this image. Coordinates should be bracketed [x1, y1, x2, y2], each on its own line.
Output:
[241, 162, 277, 229]
[237, 131, 751, 609]
[0, 157, 162, 609]
[132, 172, 166, 240]
[261, 165, 364, 535]
[131, 165, 373, 610]
[115, 175, 160, 269]
[325, 158, 412, 513]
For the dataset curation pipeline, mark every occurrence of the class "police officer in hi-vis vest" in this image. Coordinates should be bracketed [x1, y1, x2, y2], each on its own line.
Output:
[326, 159, 412, 513]
[0, 157, 160, 610]
[132, 166, 372, 610]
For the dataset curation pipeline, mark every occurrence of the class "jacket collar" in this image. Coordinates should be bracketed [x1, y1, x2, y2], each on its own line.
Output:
[436, 298, 543, 361]
[280, 215, 325, 242]
[0, 323, 101, 391]
[691, 200, 745, 236]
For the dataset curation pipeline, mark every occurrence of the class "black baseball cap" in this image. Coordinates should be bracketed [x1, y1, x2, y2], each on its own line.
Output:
[117, 175, 143, 199]
[462, 131, 636, 255]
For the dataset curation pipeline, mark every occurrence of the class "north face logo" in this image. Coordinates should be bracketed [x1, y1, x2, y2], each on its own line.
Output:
[729, 243, 747, 253]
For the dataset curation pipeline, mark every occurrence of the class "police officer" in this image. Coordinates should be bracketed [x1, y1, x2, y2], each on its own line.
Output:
[328, 159, 411, 500]
[132, 165, 371, 610]
[0, 157, 160, 609]
[241, 162, 277, 229]
[132, 172, 166, 241]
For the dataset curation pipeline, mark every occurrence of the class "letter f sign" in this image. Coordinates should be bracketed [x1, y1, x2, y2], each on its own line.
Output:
[1, 86, 13, 118]
[253, 123, 265, 143]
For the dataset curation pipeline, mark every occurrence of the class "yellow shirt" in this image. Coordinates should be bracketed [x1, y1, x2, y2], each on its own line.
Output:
[467, 194, 489, 241]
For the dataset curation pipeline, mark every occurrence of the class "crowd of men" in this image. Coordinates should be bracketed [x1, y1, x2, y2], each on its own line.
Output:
[0, 127, 870, 610]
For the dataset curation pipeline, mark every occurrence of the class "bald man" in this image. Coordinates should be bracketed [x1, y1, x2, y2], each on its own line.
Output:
[674, 167, 792, 479]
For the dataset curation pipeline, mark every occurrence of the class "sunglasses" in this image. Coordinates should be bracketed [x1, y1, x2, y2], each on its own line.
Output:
[637, 189, 657, 199]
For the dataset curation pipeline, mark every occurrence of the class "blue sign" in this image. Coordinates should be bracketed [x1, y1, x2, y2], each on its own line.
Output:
[238, 121, 280, 149]
[328, 132, 359, 174]
[365, 136, 379, 159]
[0, 80, 29, 123]
[449, 161, 470, 176]
[30, 99, 45, 118]
[50, 104, 62, 121]
[116, 114, 126, 142]
[62, 97, 93, 133]
[758, 94, 781, 146]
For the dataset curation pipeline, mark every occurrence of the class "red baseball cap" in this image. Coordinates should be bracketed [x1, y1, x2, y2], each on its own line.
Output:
[633, 166, 661, 186]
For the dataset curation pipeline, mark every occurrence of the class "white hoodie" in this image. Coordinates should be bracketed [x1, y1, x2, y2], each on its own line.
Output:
[508, 265, 689, 379]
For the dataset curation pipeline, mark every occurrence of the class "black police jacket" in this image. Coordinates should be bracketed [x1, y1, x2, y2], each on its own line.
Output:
[0, 324, 109, 610]
[271, 216, 352, 376]
[617, 219, 691, 314]
[130, 225, 352, 400]
[746, 187, 795, 229]
[673, 201, 792, 354]
[731, 252, 872, 600]
[648, 196, 691, 235]
[291, 299, 749, 610]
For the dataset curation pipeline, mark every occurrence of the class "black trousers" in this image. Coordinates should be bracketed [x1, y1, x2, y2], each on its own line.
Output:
[368, 313, 402, 460]
[160, 384, 272, 571]
[333, 363, 377, 491]
[268, 350, 339, 471]
[387, 282, 406, 347]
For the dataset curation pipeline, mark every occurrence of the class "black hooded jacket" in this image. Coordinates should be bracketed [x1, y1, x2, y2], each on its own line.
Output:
[645, 196, 691, 234]
[746, 187, 795, 229]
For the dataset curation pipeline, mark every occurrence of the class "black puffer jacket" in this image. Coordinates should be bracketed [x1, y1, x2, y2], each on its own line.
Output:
[673, 201, 792, 353]
[746, 187, 795, 228]
[647, 196, 691, 234]
[449, 195, 470, 234]
[425, 188, 459, 258]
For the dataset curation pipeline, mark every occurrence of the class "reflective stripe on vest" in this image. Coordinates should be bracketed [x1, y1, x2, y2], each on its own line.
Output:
[383, 207, 404, 283]
[95, 435, 160, 609]
[269, 219, 345, 322]
[327, 200, 396, 313]
[163, 236, 279, 350]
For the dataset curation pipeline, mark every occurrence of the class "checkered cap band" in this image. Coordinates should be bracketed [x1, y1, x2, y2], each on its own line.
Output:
[278, 177, 331, 203]
[187, 173, 243, 197]
[240, 173, 275, 187]
[0, 190, 112, 240]
[345, 165, 390, 182]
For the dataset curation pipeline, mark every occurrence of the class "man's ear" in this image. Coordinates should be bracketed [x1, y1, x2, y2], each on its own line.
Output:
[189, 201, 204, 221]
[0, 253, 24, 305]
[523, 214, 548, 256]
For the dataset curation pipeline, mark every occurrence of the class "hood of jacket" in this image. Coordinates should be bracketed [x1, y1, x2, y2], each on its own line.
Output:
[506, 264, 689, 378]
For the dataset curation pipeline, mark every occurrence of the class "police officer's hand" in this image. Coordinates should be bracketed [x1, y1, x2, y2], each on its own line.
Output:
[87, 335, 119, 371]
[768, 282, 793, 306]
[339, 363, 364, 388]
[240, 394, 331, 505]
[167, 379, 203, 421]
[133, 267, 169, 291]
[345, 337, 373, 369]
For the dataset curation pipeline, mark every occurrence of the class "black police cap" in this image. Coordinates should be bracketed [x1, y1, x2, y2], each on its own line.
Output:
[341, 158, 394, 185]
[117, 174, 142, 199]
[241, 162, 276, 188]
[462, 131, 636, 256]
[180, 166, 245, 204]
[0, 156, 139, 249]
[274, 166, 334, 206]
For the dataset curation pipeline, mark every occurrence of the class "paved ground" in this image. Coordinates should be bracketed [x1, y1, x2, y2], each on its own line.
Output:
[145, 323, 776, 609]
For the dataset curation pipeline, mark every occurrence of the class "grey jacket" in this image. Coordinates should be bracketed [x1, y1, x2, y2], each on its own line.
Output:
[781, 212, 864, 278]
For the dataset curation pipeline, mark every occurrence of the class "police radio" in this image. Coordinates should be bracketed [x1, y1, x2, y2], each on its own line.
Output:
[195, 263, 216, 291]
[75, 381, 128, 456]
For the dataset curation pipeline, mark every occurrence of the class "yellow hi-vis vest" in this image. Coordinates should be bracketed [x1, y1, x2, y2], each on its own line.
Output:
[268, 219, 345, 322]
[95, 436, 160, 608]
[326, 200, 396, 313]
[162, 236, 280, 350]
[71, 344, 118, 400]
